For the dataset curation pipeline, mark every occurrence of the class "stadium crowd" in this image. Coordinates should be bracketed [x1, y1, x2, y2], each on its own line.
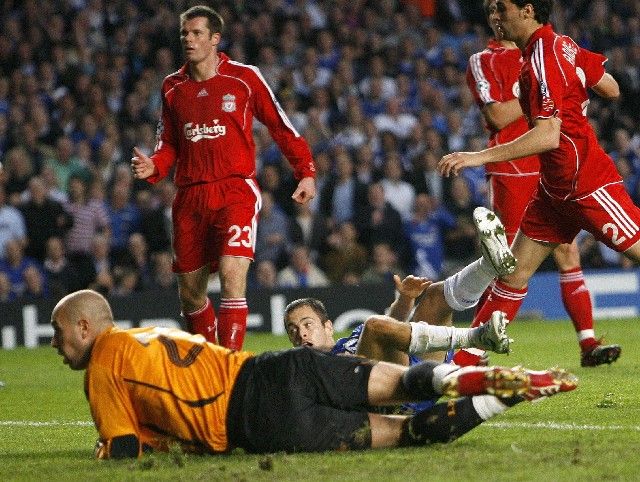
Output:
[0, 0, 639, 303]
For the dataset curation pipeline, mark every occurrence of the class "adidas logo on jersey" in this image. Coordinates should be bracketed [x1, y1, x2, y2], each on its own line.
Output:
[197, 88, 208, 98]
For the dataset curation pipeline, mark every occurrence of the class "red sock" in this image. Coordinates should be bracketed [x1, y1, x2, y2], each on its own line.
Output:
[470, 279, 527, 328]
[473, 281, 494, 318]
[184, 298, 217, 343]
[559, 268, 597, 351]
[218, 298, 248, 350]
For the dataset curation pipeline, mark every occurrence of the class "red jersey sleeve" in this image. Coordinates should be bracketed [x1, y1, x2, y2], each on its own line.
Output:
[245, 67, 316, 180]
[521, 38, 563, 121]
[466, 50, 502, 108]
[147, 76, 181, 184]
[575, 46, 606, 88]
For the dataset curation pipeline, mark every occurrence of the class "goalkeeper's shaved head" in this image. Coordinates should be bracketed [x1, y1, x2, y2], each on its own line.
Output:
[54, 290, 114, 329]
[51, 290, 116, 370]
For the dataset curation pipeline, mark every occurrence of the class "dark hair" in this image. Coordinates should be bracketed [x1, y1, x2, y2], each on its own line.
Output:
[180, 5, 225, 35]
[510, 0, 552, 24]
[284, 298, 330, 325]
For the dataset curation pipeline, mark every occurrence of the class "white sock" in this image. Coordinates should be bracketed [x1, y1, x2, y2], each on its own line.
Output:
[472, 395, 509, 420]
[444, 258, 495, 311]
[409, 321, 476, 354]
[431, 363, 460, 394]
[578, 329, 595, 342]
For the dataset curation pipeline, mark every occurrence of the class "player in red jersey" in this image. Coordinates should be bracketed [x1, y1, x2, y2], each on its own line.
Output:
[459, 0, 621, 366]
[131, 6, 316, 350]
[439, 0, 640, 367]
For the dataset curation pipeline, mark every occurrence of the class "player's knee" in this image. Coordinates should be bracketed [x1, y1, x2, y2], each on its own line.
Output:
[362, 316, 385, 336]
[552, 243, 580, 269]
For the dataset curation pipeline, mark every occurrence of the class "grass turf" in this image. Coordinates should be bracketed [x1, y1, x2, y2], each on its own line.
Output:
[0, 318, 638, 481]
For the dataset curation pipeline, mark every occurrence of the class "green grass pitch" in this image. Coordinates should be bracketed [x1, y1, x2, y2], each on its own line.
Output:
[1, 318, 639, 481]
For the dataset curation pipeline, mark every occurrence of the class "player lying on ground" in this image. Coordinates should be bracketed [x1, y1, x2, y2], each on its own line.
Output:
[51, 289, 577, 458]
[285, 206, 516, 366]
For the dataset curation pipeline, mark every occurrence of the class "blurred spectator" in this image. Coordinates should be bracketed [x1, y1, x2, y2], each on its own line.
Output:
[361, 242, 406, 285]
[42, 236, 84, 299]
[39, 165, 68, 204]
[321, 221, 369, 284]
[44, 136, 88, 193]
[19, 176, 72, 263]
[0, 272, 13, 303]
[107, 180, 141, 256]
[289, 198, 325, 260]
[380, 155, 416, 222]
[0, 184, 27, 259]
[254, 191, 292, 270]
[257, 164, 297, 216]
[0, 238, 42, 299]
[149, 250, 177, 292]
[20, 265, 48, 302]
[356, 182, 408, 263]
[111, 265, 139, 297]
[90, 233, 112, 282]
[64, 173, 110, 257]
[404, 193, 456, 280]
[359, 55, 397, 101]
[250, 259, 279, 290]
[138, 180, 174, 254]
[3, 146, 35, 202]
[373, 97, 418, 141]
[444, 177, 479, 272]
[411, 150, 449, 203]
[114, 232, 153, 290]
[319, 149, 368, 229]
[277, 244, 330, 288]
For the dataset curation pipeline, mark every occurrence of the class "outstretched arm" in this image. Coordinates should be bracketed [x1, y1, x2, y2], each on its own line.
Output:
[386, 275, 432, 322]
[438, 116, 561, 177]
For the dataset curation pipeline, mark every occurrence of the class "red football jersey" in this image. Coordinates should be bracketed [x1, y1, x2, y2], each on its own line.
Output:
[148, 52, 315, 187]
[466, 40, 539, 175]
[519, 25, 621, 200]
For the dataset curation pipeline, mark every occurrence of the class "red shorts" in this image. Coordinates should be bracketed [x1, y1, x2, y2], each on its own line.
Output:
[521, 182, 640, 252]
[488, 174, 540, 245]
[172, 177, 262, 273]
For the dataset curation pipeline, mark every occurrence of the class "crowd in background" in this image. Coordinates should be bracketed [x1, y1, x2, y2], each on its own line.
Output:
[0, 0, 639, 303]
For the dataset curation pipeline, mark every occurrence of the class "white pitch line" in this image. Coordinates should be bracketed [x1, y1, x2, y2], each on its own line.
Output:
[486, 421, 640, 431]
[0, 420, 93, 427]
[2, 420, 640, 432]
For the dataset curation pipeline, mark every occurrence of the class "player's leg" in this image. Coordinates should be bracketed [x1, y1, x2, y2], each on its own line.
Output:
[357, 313, 510, 363]
[218, 256, 251, 349]
[411, 207, 516, 362]
[369, 361, 577, 447]
[470, 231, 555, 327]
[355, 315, 412, 365]
[172, 186, 217, 342]
[552, 241, 620, 365]
[216, 178, 261, 350]
[177, 267, 217, 343]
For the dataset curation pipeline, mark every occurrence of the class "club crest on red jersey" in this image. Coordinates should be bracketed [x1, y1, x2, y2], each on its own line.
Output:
[222, 94, 236, 112]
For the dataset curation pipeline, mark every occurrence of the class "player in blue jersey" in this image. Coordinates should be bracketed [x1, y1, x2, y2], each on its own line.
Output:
[285, 207, 516, 360]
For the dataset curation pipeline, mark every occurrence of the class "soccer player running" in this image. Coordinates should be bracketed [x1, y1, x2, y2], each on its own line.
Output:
[130, 6, 316, 350]
[51, 289, 576, 458]
[439, 0, 640, 366]
[461, 0, 621, 367]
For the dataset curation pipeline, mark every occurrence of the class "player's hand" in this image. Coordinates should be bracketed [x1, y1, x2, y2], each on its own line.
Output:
[437, 152, 486, 177]
[131, 147, 158, 180]
[393, 274, 432, 299]
[291, 176, 316, 204]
